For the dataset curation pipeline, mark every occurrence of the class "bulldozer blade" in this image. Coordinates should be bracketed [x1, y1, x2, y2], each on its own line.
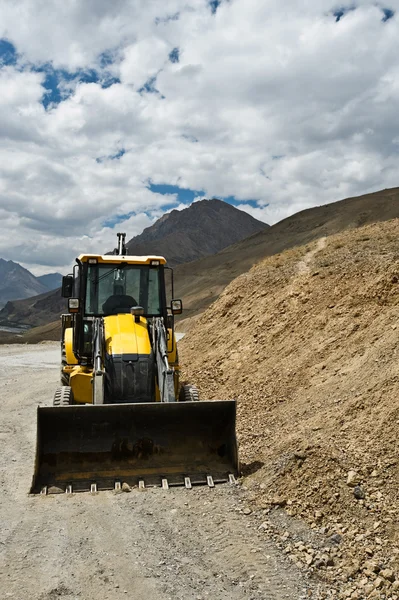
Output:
[31, 401, 238, 494]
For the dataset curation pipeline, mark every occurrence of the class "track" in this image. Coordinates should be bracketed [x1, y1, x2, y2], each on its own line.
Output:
[0, 343, 320, 600]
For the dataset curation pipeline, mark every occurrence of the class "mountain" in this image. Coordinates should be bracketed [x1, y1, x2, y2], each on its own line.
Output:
[125, 199, 269, 266]
[0, 259, 49, 308]
[174, 186, 399, 324]
[0, 287, 64, 327]
[4, 186, 399, 335]
[37, 272, 63, 291]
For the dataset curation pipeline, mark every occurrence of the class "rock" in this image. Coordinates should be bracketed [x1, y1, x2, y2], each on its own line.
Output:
[380, 568, 395, 582]
[353, 486, 365, 500]
[347, 471, 361, 487]
[373, 577, 383, 589]
[328, 533, 342, 545]
[243, 507, 252, 515]
[122, 483, 131, 492]
[47, 486, 64, 494]
[270, 496, 287, 507]
[314, 558, 326, 569]
[364, 560, 379, 574]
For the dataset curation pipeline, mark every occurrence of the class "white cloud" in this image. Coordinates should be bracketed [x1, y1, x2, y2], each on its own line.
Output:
[0, 0, 399, 273]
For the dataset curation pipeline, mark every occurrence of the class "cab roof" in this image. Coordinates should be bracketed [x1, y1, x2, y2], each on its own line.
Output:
[78, 254, 166, 265]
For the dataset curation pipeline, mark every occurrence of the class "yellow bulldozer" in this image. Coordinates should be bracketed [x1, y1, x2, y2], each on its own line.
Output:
[31, 234, 238, 494]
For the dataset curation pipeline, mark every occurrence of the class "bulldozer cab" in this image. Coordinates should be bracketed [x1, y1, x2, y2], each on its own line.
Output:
[63, 254, 179, 363]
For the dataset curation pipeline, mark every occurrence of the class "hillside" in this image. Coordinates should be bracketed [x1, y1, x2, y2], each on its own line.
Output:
[0, 288, 64, 327]
[175, 186, 399, 324]
[126, 198, 268, 265]
[0, 259, 49, 308]
[37, 272, 63, 290]
[4, 187, 399, 335]
[179, 218, 399, 597]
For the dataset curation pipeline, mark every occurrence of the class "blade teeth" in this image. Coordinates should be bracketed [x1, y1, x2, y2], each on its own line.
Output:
[90, 483, 98, 494]
[114, 481, 122, 491]
[161, 478, 169, 490]
[138, 480, 145, 490]
[228, 474, 237, 485]
[206, 475, 215, 488]
[40, 486, 48, 495]
[184, 477, 192, 489]
[65, 484, 73, 494]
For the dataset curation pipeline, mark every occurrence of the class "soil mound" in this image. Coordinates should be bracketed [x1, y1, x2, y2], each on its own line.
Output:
[180, 218, 399, 596]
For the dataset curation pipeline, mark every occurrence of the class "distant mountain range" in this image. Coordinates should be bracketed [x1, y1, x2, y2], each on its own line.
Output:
[37, 272, 63, 290]
[0, 199, 268, 328]
[0, 259, 62, 309]
[5, 187, 399, 337]
[125, 198, 268, 266]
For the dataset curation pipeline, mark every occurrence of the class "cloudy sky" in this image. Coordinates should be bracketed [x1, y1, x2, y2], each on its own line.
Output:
[0, 0, 398, 274]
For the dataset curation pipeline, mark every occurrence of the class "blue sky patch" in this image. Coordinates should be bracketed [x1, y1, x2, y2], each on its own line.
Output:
[96, 149, 126, 164]
[169, 47, 180, 63]
[148, 183, 204, 204]
[139, 76, 158, 94]
[209, 0, 221, 14]
[139, 75, 165, 98]
[33, 60, 120, 108]
[382, 7, 395, 21]
[0, 39, 17, 66]
[333, 5, 356, 22]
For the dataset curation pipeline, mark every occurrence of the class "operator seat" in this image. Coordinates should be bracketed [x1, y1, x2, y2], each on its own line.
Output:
[102, 294, 137, 316]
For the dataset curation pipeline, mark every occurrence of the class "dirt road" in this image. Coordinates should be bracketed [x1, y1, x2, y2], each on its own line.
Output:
[0, 343, 320, 600]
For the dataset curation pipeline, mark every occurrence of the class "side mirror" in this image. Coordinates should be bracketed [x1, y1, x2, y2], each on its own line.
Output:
[62, 275, 74, 298]
[171, 299, 183, 315]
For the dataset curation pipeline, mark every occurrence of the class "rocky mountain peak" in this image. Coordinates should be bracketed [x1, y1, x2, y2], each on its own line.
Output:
[126, 199, 268, 265]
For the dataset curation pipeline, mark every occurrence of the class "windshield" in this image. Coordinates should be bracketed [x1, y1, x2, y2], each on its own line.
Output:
[85, 263, 161, 316]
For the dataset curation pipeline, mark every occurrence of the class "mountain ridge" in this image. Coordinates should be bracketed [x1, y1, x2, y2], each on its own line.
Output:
[3, 187, 399, 334]
[125, 198, 269, 265]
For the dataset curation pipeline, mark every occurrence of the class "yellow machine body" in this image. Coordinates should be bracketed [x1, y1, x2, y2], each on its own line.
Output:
[65, 313, 178, 405]
[31, 248, 239, 493]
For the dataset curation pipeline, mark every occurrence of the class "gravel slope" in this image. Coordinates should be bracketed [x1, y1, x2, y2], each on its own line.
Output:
[180, 218, 399, 598]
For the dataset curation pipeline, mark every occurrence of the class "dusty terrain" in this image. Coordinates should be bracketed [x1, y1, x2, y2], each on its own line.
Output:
[0, 343, 323, 600]
[180, 218, 399, 599]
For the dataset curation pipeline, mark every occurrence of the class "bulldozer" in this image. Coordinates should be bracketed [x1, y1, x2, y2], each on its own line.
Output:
[31, 234, 238, 494]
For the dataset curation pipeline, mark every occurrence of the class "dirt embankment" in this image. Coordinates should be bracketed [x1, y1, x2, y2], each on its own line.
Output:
[180, 218, 399, 598]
